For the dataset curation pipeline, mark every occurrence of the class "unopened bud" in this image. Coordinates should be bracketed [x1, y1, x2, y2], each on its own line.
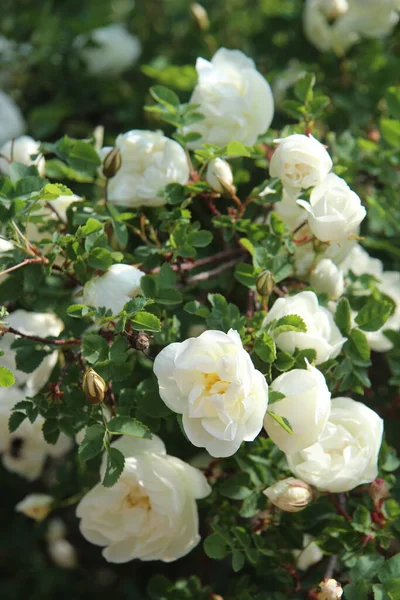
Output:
[82, 368, 106, 404]
[316, 579, 343, 600]
[48, 539, 78, 569]
[16, 493, 54, 522]
[102, 147, 122, 179]
[190, 3, 209, 31]
[256, 270, 275, 297]
[263, 477, 313, 513]
[369, 478, 390, 507]
[206, 158, 235, 195]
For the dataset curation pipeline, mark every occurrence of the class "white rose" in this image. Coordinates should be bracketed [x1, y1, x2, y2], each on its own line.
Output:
[293, 241, 316, 279]
[154, 329, 269, 457]
[76, 435, 211, 563]
[184, 48, 274, 148]
[0, 310, 64, 394]
[341, 0, 399, 38]
[101, 130, 189, 208]
[0, 387, 72, 480]
[339, 244, 383, 280]
[294, 535, 324, 571]
[270, 134, 332, 191]
[263, 291, 346, 364]
[0, 237, 14, 285]
[206, 158, 234, 194]
[317, 579, 343, 600]
[48, 539, 77, 569]
[297, 173, 366, 243]
[16, 493, 54, 521]
[78, 24, 141, 76]
[310, 259, 345, 299]
[0, 135, 45, 176]
[274, 188, 305, 232]
[303, 0, 359, 55]
[365, 271, 400, 352]
[264, 364, 331, 454]
[287, 396, 384, 492]
[0, 90, 25, 146]
[82, 263, 144, 314]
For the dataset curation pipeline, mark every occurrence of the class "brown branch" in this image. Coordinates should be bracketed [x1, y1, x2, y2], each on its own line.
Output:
[151, 248, 244, 275]
[324, 555, 338, 579]
[1, 326, 81, 347]
[0, 257, 48, 278]
[186, 257, 241, 284]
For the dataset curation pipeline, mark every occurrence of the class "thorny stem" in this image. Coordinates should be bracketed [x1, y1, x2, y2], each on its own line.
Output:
[0, 256, 48, 278]
[186, 257, 242, 284]
[0, 326, 81, 347]
[150, 248, 244, 274]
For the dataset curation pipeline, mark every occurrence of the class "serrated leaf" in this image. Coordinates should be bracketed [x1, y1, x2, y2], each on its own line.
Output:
[131, 312, 161, 332]
[107, 416, 152, 439]
[379, 555, 400, 583]
[355, 297, 394, 332]
[82, 333, 109, 365]
[102, 447, 125, 488]
[348, 329, 371, 362]
[225, 141, 251, 157]
[268, 390, 285, 404]
[78, 424, 105, 461]
[294, 72, 315, 103]
[334, 297, 352, 336]
[8, 411, 26, 432]
[254, 333, 276, 363]
[272, 314, 307, 336]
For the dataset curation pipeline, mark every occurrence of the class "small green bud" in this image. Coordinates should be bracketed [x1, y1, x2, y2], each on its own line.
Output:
[102, 147, 122, 179]
[256, 270, 275, 297]
[82, 368, 107, 404]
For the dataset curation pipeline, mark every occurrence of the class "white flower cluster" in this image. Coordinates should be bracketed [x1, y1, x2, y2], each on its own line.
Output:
[303, 0, 399, 55]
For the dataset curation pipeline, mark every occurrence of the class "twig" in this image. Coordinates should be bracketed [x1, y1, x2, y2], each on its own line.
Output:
[330, 493, 351, 521]
[0, 257, 48, 278]
[186, 257, 240, 284]
[324, 555, 338, 579]
[150, 248, 244, 274]
[0, 326, 81, 347]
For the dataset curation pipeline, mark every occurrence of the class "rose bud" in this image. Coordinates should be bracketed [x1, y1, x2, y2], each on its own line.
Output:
[369, 478, 391, 507]
[16, 493, 54, 522]
[316, 579, 343, 600]
[263, 477, 313, 512]
[102, 147, 122, 179]
[256, 270, 275, 297]
[82, 368, 107, 404]
[206, 158, 235, 195]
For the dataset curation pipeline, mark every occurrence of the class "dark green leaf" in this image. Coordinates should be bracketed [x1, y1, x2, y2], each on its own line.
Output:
[355, 298, 394, 332]
[82, 333, 109, 364]
[107, 416, 152, 439]
[335, 298, 352, 336]
[102, 447, 125, 488]
[78, 424, 105, 461]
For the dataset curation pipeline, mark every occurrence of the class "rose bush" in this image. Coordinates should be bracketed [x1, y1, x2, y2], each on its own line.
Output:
[0, 1, 399, 598]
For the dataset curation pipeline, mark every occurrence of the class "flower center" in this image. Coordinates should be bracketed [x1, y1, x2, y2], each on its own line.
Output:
[203, 372, 230, 395]
[125, 491, 151, 511]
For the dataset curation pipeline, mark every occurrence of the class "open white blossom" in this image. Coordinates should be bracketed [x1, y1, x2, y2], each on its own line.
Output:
[0, 387, 72, 480]
[78, 24, 141, 76]
[100, 130, 189, 208]
[76, 435, 211, 563]
[0, 310, 64, 394]
[270, 134, 332, 191]
[264, 364, 331, 454]
[339, 244, 383, 280]
[273, 188, 304, 232]
[303, 0, 358, 55]
[294, 535, 324, 571]
[0, 135, 45, 176]
[184, 48, 274, 148]
[342, 0, 399, 38]
[154, 329, 269, 457]
[0, 90, 25, 146]
[16, 493, 54, 521]
[310, 259, 345, 299]
[264, 291, 346, 364]
[297, 173, 366, 243]
[287, 397, 384, 492]
[82, 263, 144, 314]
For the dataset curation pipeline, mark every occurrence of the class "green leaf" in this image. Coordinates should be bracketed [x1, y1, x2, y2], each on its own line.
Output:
[343, 582, 369, 600]
[232, 551, 245, 573]
[189, 230, 213, 247]
[42, 419, 60, 445]
[78, 424, 105, 461]
[274, 351, 295, 371]
[334, 297, 352, 336]
[234, 263, 258, 288]
[268, 390, 285, 404]
[150, 85, 180, 108]
[184, 300, 210, 318]
[219, 473, 252, 500]
[82, 333, 109, 365]
[254, 333, 277, 363]
[294, 73, 315, 103]
[267, 411, 293, 434]
[348, 329, 371, 362]
[350, 556, 385, 582]
[107, 416, 152, 439]
[102, 447, 125, 488]
[0, 366, 15, 387]
[155, 288, 183, 306]
[380, 118, 400, 147]
[87, 247, 113, 270]
[383, 580, 400, 600]
[272, 314, 307, 336]
[225, 141, 251, 157]
[8, 411, 26, 433]
[164, 183, 185, 205]
[379, 555, 400, 583]
[12, 339, 47, 373]
[79, 218, 103, 237]
[355, 297, 394, 332]
[203, 533, 228, 560]
[131, 312, 161, 332]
